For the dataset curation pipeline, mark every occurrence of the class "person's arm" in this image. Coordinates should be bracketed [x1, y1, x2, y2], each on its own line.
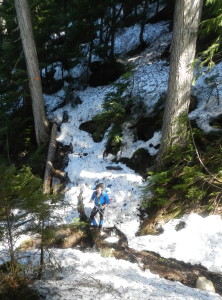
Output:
[101, 194, 110, 207]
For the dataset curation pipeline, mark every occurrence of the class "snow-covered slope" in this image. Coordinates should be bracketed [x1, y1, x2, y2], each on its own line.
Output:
[1, 18, 222, 300]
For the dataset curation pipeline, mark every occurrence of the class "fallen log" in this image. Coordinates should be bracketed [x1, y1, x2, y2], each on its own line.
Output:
[52, 167, 67, 181]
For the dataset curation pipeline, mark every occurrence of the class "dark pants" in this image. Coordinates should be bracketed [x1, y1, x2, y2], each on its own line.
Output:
[90, 206, 105, 227]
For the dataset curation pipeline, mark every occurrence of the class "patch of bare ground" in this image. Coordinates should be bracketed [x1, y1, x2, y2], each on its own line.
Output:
[20, 223, 222, 296]
[95, 227, 222, 296]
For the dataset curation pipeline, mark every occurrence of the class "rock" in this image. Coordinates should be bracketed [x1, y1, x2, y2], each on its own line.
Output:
[119, 148, 155, 178]
[88, 60, 125, 87]
[196, 276, 215, 292]
[130, 116, 162, 142]
[70, 93, 82, 108]
[175, 221, 186, 231]
[106, 166, 123, 171]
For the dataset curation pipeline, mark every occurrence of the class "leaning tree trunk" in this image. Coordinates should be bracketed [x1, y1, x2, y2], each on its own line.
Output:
[156, 0, 203, 169]
[15, 0, 49, 145]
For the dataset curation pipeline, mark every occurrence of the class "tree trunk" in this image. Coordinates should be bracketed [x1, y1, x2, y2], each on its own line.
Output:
[15, 0, 49, 145]
[38, 220, 45, 279]
[139, 0, 148, 46]
[43, 123, 57, 194]
[109, 5, 116, 60]
[155, 0, 160, 15]
[156, 0, 203, 169]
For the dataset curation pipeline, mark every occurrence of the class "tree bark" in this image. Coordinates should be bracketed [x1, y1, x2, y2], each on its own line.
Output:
[139, 0, 148, 46]
[39, 122, 57, 278]
[43, 123, 58, 194]
[156, 0, 203, 169]
[15, 0, 49, 145]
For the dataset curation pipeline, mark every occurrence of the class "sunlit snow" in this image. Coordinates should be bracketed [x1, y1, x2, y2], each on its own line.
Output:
[1, 18, 222, 300]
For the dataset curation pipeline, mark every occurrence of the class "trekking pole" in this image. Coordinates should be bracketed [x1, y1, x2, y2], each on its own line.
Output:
[94, 204, 105, 215]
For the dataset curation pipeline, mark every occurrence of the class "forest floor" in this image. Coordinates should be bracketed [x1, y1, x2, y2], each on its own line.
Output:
[30, 223, 222, 297]
[49, 143, 222, 296]
[91, 227, 222, 296]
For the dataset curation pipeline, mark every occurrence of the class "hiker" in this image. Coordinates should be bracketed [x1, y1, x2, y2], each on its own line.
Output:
[89, 183, 110, 229]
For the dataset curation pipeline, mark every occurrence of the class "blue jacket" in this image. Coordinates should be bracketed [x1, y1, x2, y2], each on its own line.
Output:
[91, 191, 110, 207]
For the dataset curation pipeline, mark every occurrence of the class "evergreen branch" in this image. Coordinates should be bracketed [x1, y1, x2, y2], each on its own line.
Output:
[188, 120, 222, 189]
[12, 50, 24, 73]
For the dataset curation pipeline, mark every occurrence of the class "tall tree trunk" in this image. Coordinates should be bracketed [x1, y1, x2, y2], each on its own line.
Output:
[108, 3, 122, 61]
[156, 0, 203, 169]
[139, 0, 148, 46]
[15, 0, 49, 145]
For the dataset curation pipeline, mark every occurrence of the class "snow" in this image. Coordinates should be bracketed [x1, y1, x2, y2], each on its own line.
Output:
[129, 213, 222, 273]
[2, 19, 222, 300]
[32, 248, 221, 300]
[189, 62, 222, 133]
[38, 20, 222, 299]
[114, 21, 170, 55]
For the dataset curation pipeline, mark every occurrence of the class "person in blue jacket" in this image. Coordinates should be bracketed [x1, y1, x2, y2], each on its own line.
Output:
[89, 183, 110, 229]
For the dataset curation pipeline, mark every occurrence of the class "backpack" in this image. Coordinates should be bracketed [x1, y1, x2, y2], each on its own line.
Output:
[92, 182, 112, 202]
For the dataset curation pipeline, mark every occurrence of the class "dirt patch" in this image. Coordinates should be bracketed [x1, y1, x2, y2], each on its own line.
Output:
[94, 227, 222, 296]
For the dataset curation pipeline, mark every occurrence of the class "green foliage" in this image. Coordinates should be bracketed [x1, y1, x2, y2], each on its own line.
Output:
[0, 0, 150, 167]
[0, 1, 36, 164]
[0, 109, 38, 166]
[141, 170, 171, 208]
[99, 247, 115, 258]
[199, 0, 222, 65]
[0, 163, 61, 276]
[72, 217, 88, 228]
[27, 142, 48, 177]
[93, 71, 144, 143]
[141, 131, 222, 211]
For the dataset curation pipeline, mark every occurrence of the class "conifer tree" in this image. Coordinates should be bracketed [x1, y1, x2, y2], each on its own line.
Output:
[199, 0, 222, 66]
[0, 163, 60, 275]
[156, 0, 203, 169]
[0, 165, 42, 270]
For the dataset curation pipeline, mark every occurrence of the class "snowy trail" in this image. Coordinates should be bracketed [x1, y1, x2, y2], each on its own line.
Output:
[45, 22, 172, 240]
[33, 248, 222, 300]
[35, 21, 222, 299]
